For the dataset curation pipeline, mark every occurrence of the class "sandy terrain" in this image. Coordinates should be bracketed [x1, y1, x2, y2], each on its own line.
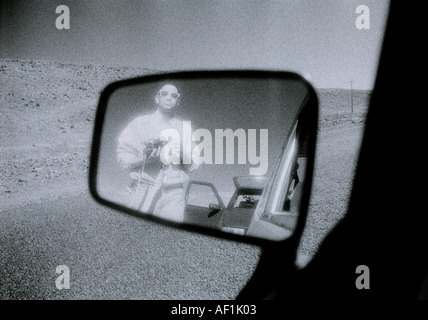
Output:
[0, 59, 153, 210]
[0, 58, 369, 260]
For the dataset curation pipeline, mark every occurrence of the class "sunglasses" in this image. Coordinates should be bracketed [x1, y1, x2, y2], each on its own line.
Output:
[158, 90, 180, 99]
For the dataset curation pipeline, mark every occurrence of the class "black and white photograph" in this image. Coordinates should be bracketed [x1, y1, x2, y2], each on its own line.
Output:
[1, 0, 427, 306]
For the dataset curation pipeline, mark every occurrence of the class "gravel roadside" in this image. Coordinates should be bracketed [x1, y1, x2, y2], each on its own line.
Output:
[0, 58, 369, 299]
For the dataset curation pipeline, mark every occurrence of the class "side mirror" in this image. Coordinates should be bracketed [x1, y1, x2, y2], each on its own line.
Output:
[89, 70, 318, 243]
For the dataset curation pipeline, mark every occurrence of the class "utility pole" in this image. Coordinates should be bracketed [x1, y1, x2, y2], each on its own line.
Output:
[349, 80, 354, 114]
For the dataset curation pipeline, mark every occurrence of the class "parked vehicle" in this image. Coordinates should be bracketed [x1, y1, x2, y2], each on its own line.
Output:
[184, 176, 268, 235]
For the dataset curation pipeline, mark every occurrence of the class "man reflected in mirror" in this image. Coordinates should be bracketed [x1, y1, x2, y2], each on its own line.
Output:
[116, 84, 199, 223]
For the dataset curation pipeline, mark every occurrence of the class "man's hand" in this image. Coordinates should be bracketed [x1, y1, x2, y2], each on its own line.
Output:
[145, 146, 161, 164]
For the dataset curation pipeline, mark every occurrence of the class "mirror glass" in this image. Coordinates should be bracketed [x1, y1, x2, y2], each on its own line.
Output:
[93, 72, 316, 241]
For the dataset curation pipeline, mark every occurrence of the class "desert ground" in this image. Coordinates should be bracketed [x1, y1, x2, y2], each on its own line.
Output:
[0, 58, 369, 299]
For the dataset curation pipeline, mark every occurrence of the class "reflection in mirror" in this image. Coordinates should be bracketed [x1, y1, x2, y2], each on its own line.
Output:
[94, 73, 316, 241]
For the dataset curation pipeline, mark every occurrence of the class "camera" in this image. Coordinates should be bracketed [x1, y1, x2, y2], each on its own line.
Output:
[145, 139, 167, 158]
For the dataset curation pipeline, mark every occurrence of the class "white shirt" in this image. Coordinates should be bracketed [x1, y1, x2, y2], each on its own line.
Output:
[117, 109, 199, 184]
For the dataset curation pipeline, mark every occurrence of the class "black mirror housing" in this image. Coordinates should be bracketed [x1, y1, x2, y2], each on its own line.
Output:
[89, 70, 318, 245]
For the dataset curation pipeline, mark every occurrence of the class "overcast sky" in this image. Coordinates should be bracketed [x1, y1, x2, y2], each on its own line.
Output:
[0, 0, 390, 89]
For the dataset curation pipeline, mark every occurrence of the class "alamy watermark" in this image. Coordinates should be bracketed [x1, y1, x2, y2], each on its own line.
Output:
[55, 265, 70, 290]
[158, 121, 269, 176]
[55, 5, 70, 30]
[355, 265, 370, 289]
[356, 5, 370, 30]
[56, 5, 371, 31]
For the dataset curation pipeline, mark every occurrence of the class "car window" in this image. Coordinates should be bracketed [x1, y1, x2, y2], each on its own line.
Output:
[186, 183, 221, 208]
